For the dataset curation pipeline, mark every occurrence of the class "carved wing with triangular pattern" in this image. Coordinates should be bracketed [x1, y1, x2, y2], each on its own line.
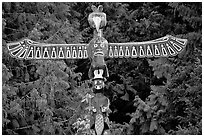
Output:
[7, 35, 187, 60]
[7, 39, 89, 60]
[108, 35, 187, 58]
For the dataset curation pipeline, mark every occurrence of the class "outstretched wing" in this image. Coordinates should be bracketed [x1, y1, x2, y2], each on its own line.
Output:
[108, 35, 187, 58]
[7, 39, 89, 60]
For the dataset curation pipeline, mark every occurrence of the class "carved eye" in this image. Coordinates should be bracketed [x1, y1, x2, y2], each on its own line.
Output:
[100, 43, 104, 48]
[93, 108, 97, 112]
[94, 44, 97, 48]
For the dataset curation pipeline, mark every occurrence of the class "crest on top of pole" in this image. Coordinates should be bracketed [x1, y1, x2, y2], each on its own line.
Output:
[91, 5, 103, 12]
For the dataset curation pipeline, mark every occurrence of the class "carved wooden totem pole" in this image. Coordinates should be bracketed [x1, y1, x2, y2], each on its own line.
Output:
[7, 5, 187, 135]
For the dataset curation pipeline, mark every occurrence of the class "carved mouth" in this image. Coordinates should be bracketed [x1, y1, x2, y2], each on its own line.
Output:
[94, 51, 104, 56]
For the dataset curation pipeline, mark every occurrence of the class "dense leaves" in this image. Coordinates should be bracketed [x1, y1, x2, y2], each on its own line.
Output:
[2, 2, 201, 135]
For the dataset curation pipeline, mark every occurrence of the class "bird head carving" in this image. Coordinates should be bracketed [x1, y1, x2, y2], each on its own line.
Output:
[88, 5, 107, 32]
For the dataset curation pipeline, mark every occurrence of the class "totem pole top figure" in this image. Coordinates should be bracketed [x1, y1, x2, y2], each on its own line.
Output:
[87, 5, 108, 70]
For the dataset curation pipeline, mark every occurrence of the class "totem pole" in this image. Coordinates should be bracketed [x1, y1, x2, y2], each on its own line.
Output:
[6, 5, 187, 135]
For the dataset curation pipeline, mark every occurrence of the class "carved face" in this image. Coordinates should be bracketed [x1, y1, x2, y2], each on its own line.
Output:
[92, 69, 105, 90]
[93, 79, 105, 90]
[87, 37, 108, 58]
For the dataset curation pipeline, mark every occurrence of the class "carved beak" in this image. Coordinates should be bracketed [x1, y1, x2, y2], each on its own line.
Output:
[93, 17, 101, 32]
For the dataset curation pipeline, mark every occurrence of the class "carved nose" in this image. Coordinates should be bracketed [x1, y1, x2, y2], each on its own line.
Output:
[93, 17, 101, 32]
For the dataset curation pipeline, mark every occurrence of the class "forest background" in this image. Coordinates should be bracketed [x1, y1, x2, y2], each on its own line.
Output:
[2, 2, 202, 135]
